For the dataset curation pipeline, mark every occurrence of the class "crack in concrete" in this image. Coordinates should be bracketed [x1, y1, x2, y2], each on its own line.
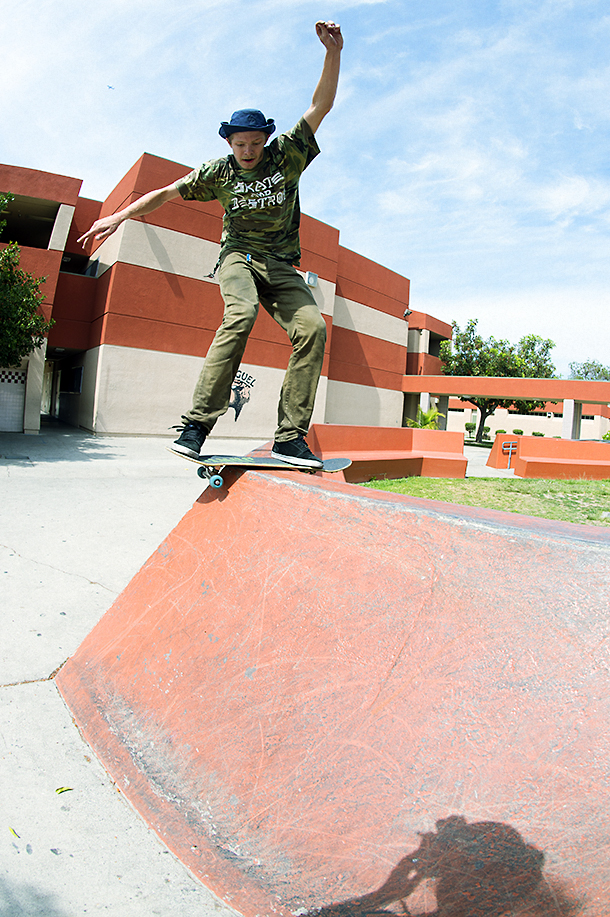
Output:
[1, 659, 68, 689]
[1, 542, 117, 594]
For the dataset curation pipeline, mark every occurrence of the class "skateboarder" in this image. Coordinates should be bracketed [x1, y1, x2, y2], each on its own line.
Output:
[78, 20, 343, 469]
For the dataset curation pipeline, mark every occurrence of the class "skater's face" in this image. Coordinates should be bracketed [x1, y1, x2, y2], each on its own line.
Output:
[227, 131, 267, 169]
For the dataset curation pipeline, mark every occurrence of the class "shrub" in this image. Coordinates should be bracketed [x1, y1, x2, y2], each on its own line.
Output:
[465, 422, 476, 436]
[513, 428, 524, 435]
[532, 431, 545, 437]
[496, 429, 506, 434]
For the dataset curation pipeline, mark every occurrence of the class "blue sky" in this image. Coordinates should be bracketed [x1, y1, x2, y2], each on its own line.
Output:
[2, 0, 610, 375]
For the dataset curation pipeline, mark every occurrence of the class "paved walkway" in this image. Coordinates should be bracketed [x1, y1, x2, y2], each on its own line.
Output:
[463, 443, 515, 477]
[0, 424, 509, 916]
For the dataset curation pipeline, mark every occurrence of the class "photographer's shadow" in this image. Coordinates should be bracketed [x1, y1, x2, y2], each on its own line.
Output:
[310, 815, 581, 916]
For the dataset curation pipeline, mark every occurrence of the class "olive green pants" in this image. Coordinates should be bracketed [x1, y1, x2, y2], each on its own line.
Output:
[184, 251, 327, 442]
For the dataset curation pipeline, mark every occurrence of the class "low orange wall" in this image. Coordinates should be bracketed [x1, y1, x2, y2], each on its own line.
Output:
[487, 435, 522, 469]
[307, 424, 467, 482]
[516, 437, 610, 459]
[308, 424, 464, 455]
[488, 435, 610, 479]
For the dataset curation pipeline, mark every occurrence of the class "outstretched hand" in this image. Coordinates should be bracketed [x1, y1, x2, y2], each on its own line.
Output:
[315, 20, 343, 51]
[77, 214, 122, 248]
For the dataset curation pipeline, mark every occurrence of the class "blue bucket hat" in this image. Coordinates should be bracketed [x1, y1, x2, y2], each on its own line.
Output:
[219, 109, 276, 140]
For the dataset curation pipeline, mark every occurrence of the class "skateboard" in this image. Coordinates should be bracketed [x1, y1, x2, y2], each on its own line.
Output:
[168, 449, 352, 489]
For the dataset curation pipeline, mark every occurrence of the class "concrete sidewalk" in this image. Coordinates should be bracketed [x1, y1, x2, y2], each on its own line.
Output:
[463, 443, 515, 477]
[1, 423, 266, 917]
[0, 425, 508, 916]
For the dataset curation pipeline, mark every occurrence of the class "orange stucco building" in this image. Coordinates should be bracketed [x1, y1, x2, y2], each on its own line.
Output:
[2, 157, 608, 442]
[1, 157, 452, 437]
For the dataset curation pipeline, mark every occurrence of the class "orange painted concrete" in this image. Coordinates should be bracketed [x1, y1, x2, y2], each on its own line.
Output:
[51, 273, 97, 346]
[0, 162, 82, 204]
[405, 309, 453, 339]
[327, 357, 409, 392]
[86, 153, 341, 282]
[406, 351, 445, 376]
[402, 374, 610, 405]
[488, 435, 610, 479]
[327, 326, 407, 389]
[88, 262, 333, 373]
[64, 197, 102, 254]
[487, 434, 523, 469]
[308, 424, 467, 481]
[299, 216, 340, 283]
[56, 473, 610, 916]
[336, 246, 410, 318]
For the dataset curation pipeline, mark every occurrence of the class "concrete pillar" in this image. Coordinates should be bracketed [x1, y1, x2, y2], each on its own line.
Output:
[437, 395, 449, 431]
[48, 204, 75, 251]
[419, 328, 430, 354]
[561, 399, 582, 440]
[23, 342, 47, 434]
[402, 393, 419, 426]
[419, 392, 431, 413]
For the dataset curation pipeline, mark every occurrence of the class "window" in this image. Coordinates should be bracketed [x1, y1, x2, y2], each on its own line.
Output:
[60, 367, 83, 394]
[1, 195, 60, 249]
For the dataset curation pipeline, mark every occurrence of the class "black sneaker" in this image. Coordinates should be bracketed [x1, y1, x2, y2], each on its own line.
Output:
[271, 435, 323, 469]
[172, 421, 207, 458]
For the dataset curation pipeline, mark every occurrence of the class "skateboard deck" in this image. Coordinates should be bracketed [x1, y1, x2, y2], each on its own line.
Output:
[168, 449, 351, 488]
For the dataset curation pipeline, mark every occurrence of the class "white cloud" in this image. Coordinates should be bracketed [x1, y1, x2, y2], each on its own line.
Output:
[530, 175, 610, 220]
[2, 0, 610, 370]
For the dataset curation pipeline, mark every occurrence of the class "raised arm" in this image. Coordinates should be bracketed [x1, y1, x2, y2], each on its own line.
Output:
[303, 20, 343, 134]
[77, 182, 182, 248]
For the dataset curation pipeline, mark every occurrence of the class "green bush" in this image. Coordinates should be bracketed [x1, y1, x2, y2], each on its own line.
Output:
[532, 431, 545, 437]
[496, 429, 506, 434]
[513, 428, 524, 435]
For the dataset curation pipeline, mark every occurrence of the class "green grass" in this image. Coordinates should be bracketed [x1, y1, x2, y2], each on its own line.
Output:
[361, 476, 610, 527]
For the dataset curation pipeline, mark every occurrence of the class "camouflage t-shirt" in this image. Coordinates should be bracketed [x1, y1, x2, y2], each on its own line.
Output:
[176, 117, 320, 266]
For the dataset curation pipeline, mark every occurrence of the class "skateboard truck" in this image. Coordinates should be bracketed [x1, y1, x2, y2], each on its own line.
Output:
[197, 466, 226, 488]
[168, 449, 351, 489]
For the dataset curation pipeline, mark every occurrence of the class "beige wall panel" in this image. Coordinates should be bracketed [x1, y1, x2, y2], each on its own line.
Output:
[324, 379, 403, 427]
[407, 327, 430, 354]
[307, 277, 336, 318]
[23, 344, 47, 434]
[78, 348, 102, 431]
[93, 222, 220, 282]
[445, 405, 608, 440]
[93, 222, 337, 317]
[211, 367, 328, 440]
[48, 204, 75, 251]
[334, 296, 406, 345]
[89, 345, 328, 439]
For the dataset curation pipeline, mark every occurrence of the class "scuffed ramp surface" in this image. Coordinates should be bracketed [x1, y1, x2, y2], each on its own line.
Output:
[57, 472, 610, 916]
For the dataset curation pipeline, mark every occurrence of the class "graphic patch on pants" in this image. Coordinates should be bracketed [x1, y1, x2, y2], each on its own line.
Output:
[230, 371, 256, 421]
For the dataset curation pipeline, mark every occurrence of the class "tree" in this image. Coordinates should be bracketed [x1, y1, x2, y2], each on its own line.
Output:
[439, 319, 556, 442]
[0, 192, 53, 368]
[569, 359, 610, 381]
[404, 404, 445, 429]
